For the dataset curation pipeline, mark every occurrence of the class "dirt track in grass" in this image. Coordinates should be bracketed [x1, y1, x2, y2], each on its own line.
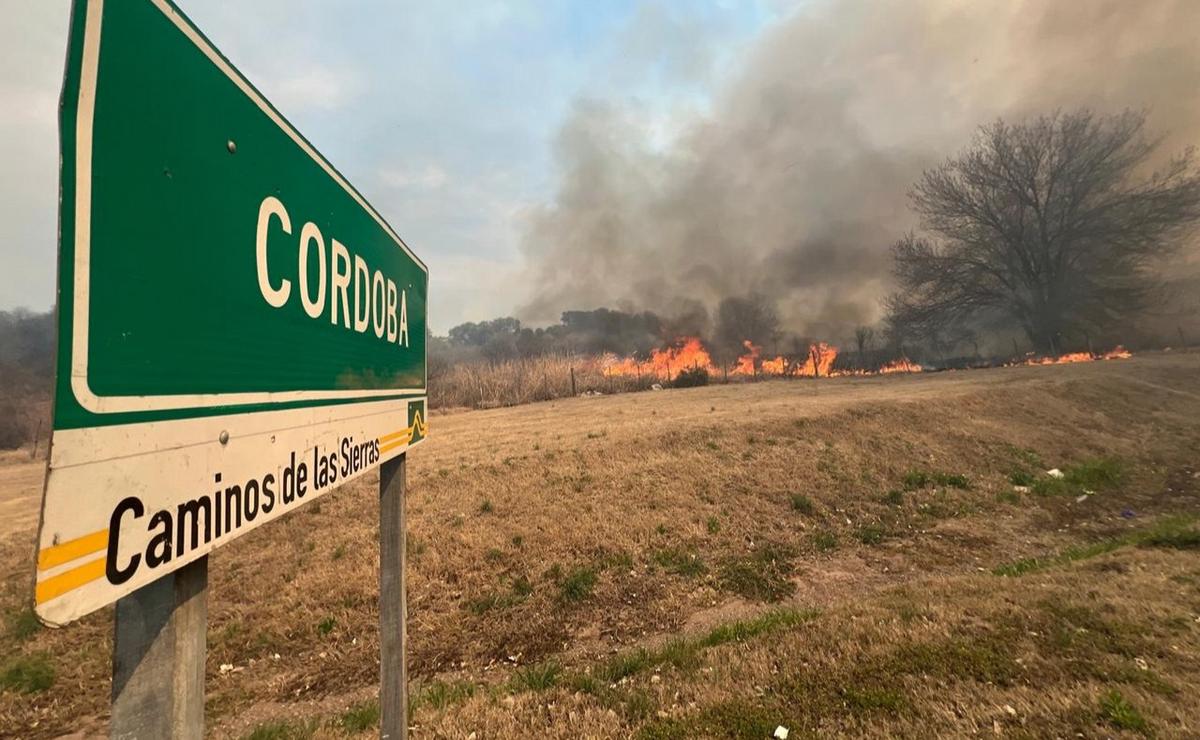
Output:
[2, 352, 1198, 737]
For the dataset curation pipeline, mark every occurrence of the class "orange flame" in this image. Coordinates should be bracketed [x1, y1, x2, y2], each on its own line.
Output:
[1014, 345, 1133, 367]
[602, 337, 715, 379]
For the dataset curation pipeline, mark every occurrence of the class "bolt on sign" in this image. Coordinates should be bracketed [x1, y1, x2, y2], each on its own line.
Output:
[36, 0, 427, 627]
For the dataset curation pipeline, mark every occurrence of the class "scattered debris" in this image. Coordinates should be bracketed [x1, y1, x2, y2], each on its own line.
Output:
[1047, 468, 1065, 479]
[1121, 509, 1136, 519]
[650, 383, 664, 391]
[1075, 494, 1088, 503]
[1013, 485, 1030, 493]
[1003, 704, 1017, 717]
[1135, 657, 1149, 671]
[773, 726, 790, 740]
[219, 663, 233, 674]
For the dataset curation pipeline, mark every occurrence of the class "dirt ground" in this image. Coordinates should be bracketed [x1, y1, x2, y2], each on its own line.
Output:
[1, 352, 1199, 738]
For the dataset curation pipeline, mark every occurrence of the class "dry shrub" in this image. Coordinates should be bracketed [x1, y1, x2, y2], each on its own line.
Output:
[429, 353, 660, 409]
[0, 399, 29, 450]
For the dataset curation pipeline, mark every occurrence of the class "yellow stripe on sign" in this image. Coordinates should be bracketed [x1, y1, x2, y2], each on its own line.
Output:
[380, 435, 412, 454]
[35, 556, 106, 604]
[38, 529, 109, 570]
[379, 428, 409, 444]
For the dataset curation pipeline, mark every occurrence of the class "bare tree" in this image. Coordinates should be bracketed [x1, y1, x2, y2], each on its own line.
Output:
[714, 294, 781, 356]
[886, 110, 1200, 353]
[853, 325, 875, 364]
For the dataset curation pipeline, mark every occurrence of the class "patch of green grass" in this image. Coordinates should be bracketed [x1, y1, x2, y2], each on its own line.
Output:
[622, 689, 657, 721]
[653, 547, 707, 578]
[995, 490, 1022, 505]
[338, 700, 379, 732]
[855, 524, 888, 546]
[589, 608, 819, 687]
[511, 660, 561, 691]
[882, 489, 904, 506]
[244, 720, 316, 740]
[839, 685, 907, 713]
[1099, 689, 1149, 734]
[790, 494, 815, 515]
[1008, 470, 1035, 487]
[1032, 457, 1125, 496]
[1139, 525, 1200, 550]
[466, 594, 499, 615]
[597, 648, 654, 683]
[316, 616, 336, 636]
[558, 566, 598, 603]
[889, 635, 1018, 685]
[467, 575, 535, 615]
[415, 680, 476, 710]
[718, 543, 796, 602]
[479, 499, 494, 514]
[511, 534, 524, 548]
[0, 653, 54, 693]
[511, 575, 533, 598]
[706, 516, 720, 534]
[902, 470, 930, 489]
[595, 549, 634, 571]
[813, 530, 839, 553]
[699, 608, 818, 647]
[5, 607, 41, 640]
[994, 515, 1200, 576]
[331, 544, 346, 561]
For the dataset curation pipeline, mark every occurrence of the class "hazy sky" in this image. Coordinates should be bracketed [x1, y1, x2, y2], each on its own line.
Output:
[0, 0, 782, 332]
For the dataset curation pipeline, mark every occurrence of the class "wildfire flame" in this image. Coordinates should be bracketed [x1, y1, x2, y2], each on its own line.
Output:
[601, 337, 714, 378]
[597, 337, 1132, 384]
[601, 337, 923, 380]
[1013, 345, 1133, 367]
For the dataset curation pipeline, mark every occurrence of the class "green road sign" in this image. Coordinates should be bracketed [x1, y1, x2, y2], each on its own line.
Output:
[36, 0, 428, 625]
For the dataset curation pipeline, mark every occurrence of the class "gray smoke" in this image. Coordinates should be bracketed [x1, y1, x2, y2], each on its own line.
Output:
[517, 0, 1200, 343]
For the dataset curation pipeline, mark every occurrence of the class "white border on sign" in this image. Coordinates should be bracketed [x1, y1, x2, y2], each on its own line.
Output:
[71, 0, 427, 415]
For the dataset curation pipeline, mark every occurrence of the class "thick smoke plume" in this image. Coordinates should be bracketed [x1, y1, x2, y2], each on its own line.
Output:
[517, 0, 1200, 343]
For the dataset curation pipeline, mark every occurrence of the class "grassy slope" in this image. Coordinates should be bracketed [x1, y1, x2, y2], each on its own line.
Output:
[1, 353, 1198, 738]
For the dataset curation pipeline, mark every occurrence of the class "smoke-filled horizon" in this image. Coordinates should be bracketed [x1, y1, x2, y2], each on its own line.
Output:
[515, 0, 1200, 344]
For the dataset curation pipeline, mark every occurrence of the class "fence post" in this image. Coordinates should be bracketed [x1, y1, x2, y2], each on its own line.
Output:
[30, 419, 42, 461]
[570, 367, 577, 397]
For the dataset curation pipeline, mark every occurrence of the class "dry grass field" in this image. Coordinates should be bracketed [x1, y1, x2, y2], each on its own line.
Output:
[2, 352, 1199, 738]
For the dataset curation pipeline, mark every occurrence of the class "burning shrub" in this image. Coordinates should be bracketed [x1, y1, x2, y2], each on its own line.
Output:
[672, 366, 710, 388]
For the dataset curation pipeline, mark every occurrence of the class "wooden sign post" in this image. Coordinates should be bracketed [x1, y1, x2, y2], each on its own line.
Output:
[111, 558, 207, 740]
[379, 454, 408, 739]
[36, 1, 429, 737]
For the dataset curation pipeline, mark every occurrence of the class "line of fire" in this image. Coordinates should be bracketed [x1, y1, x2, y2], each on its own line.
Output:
[594, 336, 1133, 383]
